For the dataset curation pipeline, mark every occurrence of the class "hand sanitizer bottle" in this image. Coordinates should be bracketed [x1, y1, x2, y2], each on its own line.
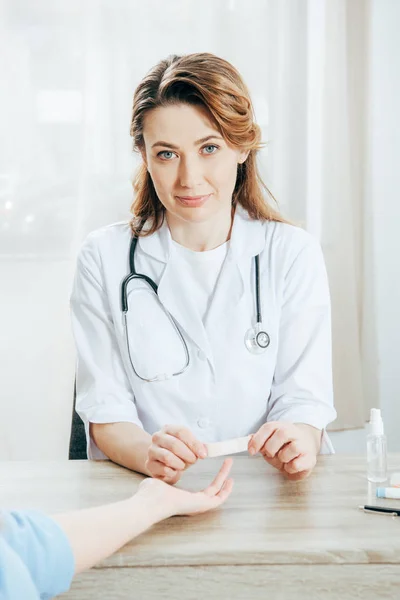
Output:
[367, 408, 387, 483]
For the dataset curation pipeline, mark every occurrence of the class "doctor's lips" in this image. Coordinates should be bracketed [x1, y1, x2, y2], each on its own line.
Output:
[175, 193, 212, 207]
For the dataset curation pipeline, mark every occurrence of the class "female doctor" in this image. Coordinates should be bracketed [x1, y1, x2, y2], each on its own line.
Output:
[71, 52, 337, 485]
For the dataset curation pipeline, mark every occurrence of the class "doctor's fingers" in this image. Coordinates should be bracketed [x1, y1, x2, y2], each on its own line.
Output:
[148, 446, 187, 471]
[262, 452, 315, 480]
[276, 441, 302, 465]
[248, 422, 283, 455]
[262, 453, 286, 473]
[284, 469, 313, 482]
[283, 453, 316, 476]
[153, 432, 198, 465]
[146, 459, 180, 482]
[161, 425, 207, 459]
[260, 427, 298, 459]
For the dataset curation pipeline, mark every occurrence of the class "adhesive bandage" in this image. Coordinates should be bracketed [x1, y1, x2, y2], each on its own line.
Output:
[205, 435, 252, 458]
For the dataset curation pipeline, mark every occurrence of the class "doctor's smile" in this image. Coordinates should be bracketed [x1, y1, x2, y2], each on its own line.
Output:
[175, 193, 213, 208]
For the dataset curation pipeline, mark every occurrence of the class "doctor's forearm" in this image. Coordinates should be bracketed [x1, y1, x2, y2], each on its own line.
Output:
[90, 422, 152, 476]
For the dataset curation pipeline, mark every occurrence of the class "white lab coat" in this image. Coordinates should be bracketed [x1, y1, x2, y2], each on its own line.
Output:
[71, 205, 337, 459]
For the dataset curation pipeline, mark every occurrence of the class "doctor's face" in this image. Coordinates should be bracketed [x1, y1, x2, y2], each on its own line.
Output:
[141, 103, 248, 225]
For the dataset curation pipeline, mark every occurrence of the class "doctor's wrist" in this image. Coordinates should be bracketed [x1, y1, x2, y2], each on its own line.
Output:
[294, 423, 322, 454]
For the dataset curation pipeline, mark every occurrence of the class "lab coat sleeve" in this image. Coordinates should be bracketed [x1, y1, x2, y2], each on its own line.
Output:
[70, 234, 144, 460]
[267, 235, 337, 454]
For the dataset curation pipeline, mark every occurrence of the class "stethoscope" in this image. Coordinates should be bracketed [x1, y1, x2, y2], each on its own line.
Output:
[120, 234, 270, 382]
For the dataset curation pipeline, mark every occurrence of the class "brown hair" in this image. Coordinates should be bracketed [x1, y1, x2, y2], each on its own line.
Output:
[129, 52, 287, 235]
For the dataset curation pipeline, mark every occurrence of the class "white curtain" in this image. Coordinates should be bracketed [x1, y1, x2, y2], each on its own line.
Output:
[0, 0, 375, 459]
[261, 0, 376, 430]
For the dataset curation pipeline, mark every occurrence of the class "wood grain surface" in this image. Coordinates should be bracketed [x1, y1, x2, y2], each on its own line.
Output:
[2, 455, 400, 598]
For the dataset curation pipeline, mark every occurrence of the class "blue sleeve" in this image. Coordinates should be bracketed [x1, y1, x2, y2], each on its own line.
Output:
[0, 510, 75, 600]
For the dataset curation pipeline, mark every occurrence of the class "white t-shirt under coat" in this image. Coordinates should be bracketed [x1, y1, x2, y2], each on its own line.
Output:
[171, 239, 229, 322]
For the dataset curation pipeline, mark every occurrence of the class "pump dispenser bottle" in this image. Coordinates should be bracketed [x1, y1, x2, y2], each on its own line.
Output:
[367, 408, 387, 483]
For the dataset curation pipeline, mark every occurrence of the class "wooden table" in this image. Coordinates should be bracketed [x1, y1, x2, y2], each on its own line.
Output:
[2, 455, 400, 599]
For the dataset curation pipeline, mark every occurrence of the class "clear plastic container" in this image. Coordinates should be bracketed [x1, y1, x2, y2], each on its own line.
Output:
[367, 408, 387, 483]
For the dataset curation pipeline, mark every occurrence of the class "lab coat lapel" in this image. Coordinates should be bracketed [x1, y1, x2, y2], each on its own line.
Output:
[137, 216, 170, 264]
[203, 252, 244, 335]
[204, 206, 266, 335]
[157, 252, 213, 361]
[139, 219, 213, 360]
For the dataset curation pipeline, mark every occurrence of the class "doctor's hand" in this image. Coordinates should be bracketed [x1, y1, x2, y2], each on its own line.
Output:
[137, 458, 234, 518]
[248, 422, 322, 481]
[145, 425, 208, 485]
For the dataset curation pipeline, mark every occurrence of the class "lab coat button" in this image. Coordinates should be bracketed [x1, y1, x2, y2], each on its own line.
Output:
[197, 417, 211, 429]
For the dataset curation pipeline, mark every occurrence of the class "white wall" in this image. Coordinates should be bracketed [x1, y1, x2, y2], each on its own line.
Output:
[1, 263, 75, 459]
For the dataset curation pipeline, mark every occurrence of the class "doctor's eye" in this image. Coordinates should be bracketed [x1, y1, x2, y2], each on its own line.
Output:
[201, 144, 219, 155]
[157, 150, 177, 161]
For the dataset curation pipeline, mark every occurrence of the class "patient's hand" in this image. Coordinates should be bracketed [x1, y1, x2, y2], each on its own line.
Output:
[137, 458, 234, 517]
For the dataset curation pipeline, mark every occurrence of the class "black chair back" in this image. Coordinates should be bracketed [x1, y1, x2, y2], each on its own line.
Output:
[69, 381, 87, 460]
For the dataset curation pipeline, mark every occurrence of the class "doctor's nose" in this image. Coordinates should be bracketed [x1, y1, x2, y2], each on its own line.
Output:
[177, 157, 204, 189]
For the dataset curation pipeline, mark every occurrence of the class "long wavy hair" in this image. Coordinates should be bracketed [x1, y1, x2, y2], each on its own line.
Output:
[129, 52, 287, 236]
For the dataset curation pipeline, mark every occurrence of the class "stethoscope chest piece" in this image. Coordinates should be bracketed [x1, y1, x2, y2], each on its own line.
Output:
[244, 323, 270, 355]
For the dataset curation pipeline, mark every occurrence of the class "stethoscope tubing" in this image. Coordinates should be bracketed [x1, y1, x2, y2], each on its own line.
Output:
[120, 233, 270, 381]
